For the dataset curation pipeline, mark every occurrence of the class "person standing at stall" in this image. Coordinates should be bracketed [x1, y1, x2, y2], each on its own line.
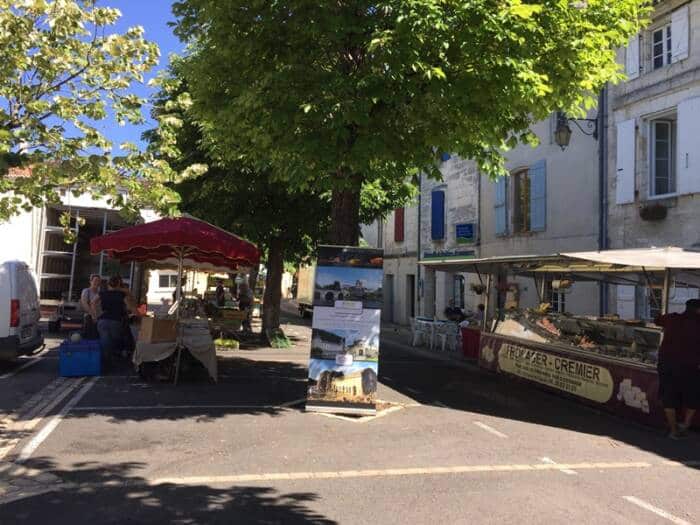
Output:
[91, 276, 131, 367]
[655, 298, 700, 439]
[215, 279, 226, 307]
[238, 282, 254, 332]
[79, 274, 102, 339]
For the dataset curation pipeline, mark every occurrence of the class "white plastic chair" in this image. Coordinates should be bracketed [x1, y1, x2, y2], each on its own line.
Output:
[410, 318, 428, 347]
[436, 323, 460, 352]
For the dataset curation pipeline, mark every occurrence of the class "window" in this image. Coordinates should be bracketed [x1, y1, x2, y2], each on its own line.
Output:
[546, 281, 566, 313]
[512, 170, 530, 233]
[158, 273, 178, 289]
[431, 190, 445, 240]
[394, 208, 405, 242]
[650, 119, 676, 196]
[652, 24, 672, 70]
[494, 160, 546, 235]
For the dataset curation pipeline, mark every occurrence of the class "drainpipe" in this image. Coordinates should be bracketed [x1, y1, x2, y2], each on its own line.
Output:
[416, 173, 422, 317]
[598, 85, 609, 314]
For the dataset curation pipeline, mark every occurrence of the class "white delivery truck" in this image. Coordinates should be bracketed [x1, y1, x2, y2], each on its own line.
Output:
[296, 264, 316, 318]
[0, 188, 146, 331]
[0, 261, 44, 360]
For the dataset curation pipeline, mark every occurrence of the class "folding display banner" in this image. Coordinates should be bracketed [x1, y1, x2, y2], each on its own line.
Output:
[305, 245, 383, 416]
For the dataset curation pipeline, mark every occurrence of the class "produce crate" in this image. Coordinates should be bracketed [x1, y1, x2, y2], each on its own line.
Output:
[59, 339, 101, 377]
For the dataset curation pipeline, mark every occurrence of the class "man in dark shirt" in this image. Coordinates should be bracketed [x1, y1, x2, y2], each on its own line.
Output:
[444, 299, 465, 322]
[655, 298, 700, 439]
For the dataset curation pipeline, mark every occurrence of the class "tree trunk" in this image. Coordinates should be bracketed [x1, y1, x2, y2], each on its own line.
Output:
[329, 186, 361, 245]
[262, 237, 284, 335]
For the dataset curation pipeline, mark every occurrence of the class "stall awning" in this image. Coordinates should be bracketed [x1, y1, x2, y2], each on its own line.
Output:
[419, 247, 700, 287]
[90, 216, 260, 272]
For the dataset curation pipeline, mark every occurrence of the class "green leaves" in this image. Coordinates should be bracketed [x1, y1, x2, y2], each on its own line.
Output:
[171, 0, 648, 205]
[0, 0, 172, 221]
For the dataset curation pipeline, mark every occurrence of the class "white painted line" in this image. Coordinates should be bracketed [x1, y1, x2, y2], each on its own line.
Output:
[382, 376, 393, 381]
[623, 496, 691, 525]
[17, 377, 99, 462]
[434, 401, 448, 408]
[473, 421, 508, 438]
[0, 378, 82, 460]
[70, 403, 298, 412]
[540, 457, 577, 475]
[405, 387, 420, 395]
[152, 461, 652, 485]
[0, 348, 50, 379]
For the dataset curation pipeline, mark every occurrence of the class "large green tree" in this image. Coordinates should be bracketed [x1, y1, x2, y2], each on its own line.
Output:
[151, 62, 415, 334]
[0, 0, 183, 221]
[149, 67, 331, 335]
[173, 0, 648, 245]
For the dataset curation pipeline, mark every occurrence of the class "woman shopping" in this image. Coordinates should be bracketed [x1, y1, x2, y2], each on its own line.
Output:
[91, 275, 133, 367]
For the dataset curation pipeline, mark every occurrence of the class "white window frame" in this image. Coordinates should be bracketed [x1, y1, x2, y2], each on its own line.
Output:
[648, 117, 677, 198]
[158, 272, 178, 290]
[651, 23, 672, 70]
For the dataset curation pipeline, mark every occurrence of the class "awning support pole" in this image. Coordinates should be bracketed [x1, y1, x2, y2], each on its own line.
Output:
[642, 266, 661, 313]
[483, 273, 492, 332]
[661, 269, 671, 315]
[173, 248, 184, 386]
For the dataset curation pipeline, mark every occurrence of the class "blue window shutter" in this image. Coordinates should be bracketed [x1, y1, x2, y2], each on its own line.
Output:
[440, 152, 452, 162]
[431, 190, 445, 240]
[529, 160, 546, 232]
[494, 178, 507, 236]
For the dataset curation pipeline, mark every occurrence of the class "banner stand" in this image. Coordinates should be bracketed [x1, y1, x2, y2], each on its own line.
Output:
[305, 246, 383, 416]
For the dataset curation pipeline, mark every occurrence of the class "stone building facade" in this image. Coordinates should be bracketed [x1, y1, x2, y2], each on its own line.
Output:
[609, 0, 700, 318]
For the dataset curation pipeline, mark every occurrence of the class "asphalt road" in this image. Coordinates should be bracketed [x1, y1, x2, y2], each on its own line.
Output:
[1, 310, 699, 524]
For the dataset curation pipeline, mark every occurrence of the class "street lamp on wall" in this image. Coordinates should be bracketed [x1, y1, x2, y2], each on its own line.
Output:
[554, 111, 598, 150]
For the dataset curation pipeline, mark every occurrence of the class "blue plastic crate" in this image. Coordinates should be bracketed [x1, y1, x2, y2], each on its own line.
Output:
[59, 339, 102, 377]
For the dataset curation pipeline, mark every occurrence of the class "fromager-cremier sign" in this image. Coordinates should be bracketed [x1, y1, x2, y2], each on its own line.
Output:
[497, 343, 614, 403]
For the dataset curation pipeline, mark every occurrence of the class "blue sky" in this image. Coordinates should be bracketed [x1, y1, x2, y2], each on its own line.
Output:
[100, 0, 183, 150]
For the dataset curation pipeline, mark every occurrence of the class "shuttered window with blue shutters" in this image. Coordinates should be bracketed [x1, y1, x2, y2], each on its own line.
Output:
[494, 178, 507, 236]
[431, 190, 445, 240]
[529, 159, 546, 232]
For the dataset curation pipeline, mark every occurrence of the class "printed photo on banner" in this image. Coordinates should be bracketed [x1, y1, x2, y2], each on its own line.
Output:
[313, 265, 383, 309]
[307, 358, 378, 405]
[316, 246, 383, 269]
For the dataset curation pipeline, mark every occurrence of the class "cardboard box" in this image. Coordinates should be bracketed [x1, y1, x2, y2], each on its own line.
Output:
[139, 317, 177, 343]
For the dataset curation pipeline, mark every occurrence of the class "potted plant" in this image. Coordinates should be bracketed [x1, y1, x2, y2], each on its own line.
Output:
[639, 203, 667, 221]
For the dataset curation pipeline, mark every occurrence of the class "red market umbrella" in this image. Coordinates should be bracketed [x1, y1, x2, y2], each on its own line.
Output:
[90, 216, 260, 272]
[91, 216, 260, 386]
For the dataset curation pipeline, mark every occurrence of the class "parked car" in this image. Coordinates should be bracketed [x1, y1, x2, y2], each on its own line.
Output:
[0, 261, 44, 360]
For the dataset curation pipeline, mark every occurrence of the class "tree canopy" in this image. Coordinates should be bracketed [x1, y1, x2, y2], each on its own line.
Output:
[0, 0, 182, 221]
[173, 0, 649, 243]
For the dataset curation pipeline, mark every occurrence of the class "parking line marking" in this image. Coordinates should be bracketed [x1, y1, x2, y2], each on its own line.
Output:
[0, 348, 50, 379]
[71, 403, 299, 411]
[540, 457, 577, 475]
[152, 461, 652, 485]
[473, 421, 508, 438]
[434, 401, 448, 408]
[382, 376, 393, 381]
[623, 496, 691, 525]
[0, 378, 82, 460]
[17, 377, 98, 462]
[405, 387, 420, 395]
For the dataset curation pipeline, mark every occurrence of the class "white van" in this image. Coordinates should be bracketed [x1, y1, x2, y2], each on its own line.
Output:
[0, 261, 44, 360]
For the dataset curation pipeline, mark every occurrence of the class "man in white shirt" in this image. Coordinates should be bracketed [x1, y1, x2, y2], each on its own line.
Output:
[80, 274, 102, 337]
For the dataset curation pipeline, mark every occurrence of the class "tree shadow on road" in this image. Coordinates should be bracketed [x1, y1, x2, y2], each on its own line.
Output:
[61, 355, 309, 425]
[378, 340, 700, 470]
[1, 457, 335, 524]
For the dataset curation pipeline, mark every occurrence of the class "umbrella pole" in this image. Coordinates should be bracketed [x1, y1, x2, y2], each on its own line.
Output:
[174, 248, 184, 385]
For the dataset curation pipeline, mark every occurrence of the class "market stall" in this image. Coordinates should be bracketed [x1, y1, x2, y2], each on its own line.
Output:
[420, 247, 700, 428]
[90, 216, 260, 383]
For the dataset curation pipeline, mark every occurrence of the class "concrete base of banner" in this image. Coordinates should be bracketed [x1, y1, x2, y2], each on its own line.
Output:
[305, 402, 377, 416]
